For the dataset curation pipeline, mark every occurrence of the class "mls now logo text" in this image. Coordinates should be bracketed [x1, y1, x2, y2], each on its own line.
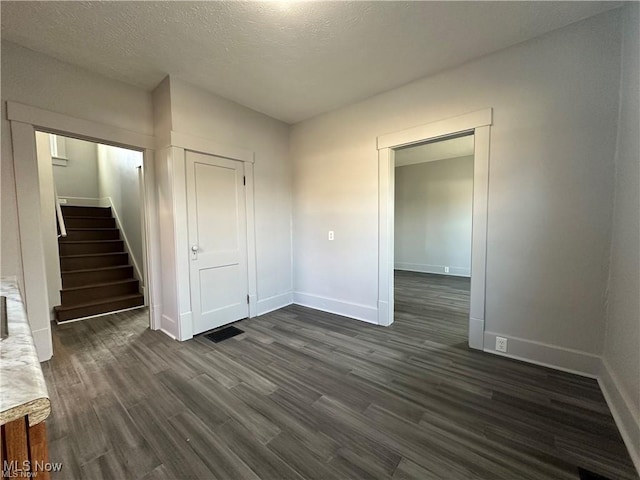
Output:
[3, 460, 63, 477]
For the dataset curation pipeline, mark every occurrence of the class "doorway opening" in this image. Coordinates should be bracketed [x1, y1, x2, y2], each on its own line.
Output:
[393, 134, 474, 343]
[376, 108, 492, 349]
[35, 131, 148, 324]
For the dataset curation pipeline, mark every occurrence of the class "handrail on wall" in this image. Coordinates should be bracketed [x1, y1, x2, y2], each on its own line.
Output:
[54, 182, 67, 238]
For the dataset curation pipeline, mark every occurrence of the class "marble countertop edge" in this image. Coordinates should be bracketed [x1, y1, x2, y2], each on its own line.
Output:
[1, 276, 51, 427]
[0, 397, 51, 427]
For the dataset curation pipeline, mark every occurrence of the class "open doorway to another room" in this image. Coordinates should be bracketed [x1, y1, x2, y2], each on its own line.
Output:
[35, 132, 148, 324]
[393, 134, 474, 344]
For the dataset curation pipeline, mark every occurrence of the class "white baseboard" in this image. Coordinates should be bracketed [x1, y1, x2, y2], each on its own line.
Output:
[159, 328, 177, 340]
[178, 311, 193, 341]
[395, 262, 470, 277]
[468, 316, 484, 350]
[161, 314, 178, 339]
[257, 292, 293, 316]
[599, 359, 640, 474]
[149, 303, 161, 331]
[293, 292, 378, 325]
[377, 300, 391, 326]
[32, 326, 53, 362]
[483, 331, 600, 378]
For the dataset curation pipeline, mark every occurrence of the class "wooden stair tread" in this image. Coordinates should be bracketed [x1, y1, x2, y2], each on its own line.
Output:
[54, 294, 143, 312]
[61, 215, 113, 219]
[60, 252, 126, 259]
[65, 228, 119, 231]
[58, 239, 123, 244]
[61, 265, 132, 275]
[56, 205, 140, 321]
[60, 278, 138, 292]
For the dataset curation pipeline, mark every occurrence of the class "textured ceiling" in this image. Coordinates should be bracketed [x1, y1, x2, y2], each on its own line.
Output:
[1, 1, 620, 124]
[395, 135, 474, 167]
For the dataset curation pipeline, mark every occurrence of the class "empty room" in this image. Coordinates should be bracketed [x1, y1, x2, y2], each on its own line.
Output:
[1, 2, 638, 479]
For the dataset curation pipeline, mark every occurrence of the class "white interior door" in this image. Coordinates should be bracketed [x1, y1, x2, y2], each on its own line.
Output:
[186, 151, 248, 335]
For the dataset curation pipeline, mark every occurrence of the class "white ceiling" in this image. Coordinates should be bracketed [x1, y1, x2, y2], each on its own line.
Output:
[1, 1, 620, 124]
[395, 135, 474, 167]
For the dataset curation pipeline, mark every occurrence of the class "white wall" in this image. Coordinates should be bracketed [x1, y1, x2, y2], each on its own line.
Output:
[601, 2, 640, 470]
[168, 78, 293, 312]
[1, 41, 153, 286]
[395, 155, 473, 277]
[97, 144, 144, 279]
[153, 145, 180, 338]
[290, 11, 621, 358]
[53, 136, 100, 199]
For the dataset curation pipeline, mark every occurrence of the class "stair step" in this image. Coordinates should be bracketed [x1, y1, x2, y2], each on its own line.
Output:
[60, 228, 120, 241]
[55, 294, 144, 322]
[61, 265, 134, 288]
[61, 279, 140, 305]
[61, 205, 112, 217]
[60, 252, 129, 271]
[59, 240, 124, 256]
[65, 217, 116, 229]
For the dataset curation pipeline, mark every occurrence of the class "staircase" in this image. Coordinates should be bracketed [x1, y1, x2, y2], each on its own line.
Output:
[54, 205, 144, 322]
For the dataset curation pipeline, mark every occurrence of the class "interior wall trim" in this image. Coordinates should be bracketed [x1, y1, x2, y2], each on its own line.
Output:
[162, 136, 258, 340]
[483, 331, 601, 377]
[377, 108, 493, 350]
[293, 292, 378, 325]
[8, 102, 162, 352]
[599, 359, 640, 474]
[160, 130, 255, 164]
[257, 292, 294, 316]
[7, 101, 154, 150]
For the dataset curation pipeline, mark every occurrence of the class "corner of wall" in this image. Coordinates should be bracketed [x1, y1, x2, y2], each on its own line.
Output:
[599, 358, 640, 474]
[152, 75, 173, 148]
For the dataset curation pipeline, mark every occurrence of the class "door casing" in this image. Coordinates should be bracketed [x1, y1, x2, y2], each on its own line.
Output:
[7, 101, 159, 361]
[157, 132, 258, 342]
[376, 108, 493, 350]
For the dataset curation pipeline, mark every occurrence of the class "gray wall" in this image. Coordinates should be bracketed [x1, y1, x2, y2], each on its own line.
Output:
[290, 10, 621, 355]
[52, 136, 99, 198]
[1, 40, 153, 283]
[602, 1, 639, 460]
[169, 78, 293, 306]
[97, 144, 144, 277]
[395, 156, 473, 276]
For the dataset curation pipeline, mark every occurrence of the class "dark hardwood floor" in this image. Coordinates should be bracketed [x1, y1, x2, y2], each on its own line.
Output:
[42, 272, 638, 479]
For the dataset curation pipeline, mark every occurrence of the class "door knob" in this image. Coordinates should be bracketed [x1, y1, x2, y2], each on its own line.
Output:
[191, 245, 199, 252]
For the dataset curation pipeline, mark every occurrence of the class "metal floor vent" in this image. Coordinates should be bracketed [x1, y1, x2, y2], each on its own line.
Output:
[203, 325, 244, 343]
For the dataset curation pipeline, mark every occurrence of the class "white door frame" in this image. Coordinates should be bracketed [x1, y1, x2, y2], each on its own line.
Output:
[157, 131, 257, 341]
[185, 151, 249, 335]
[376, 108, 492, 350]
[7, 101, 160, 360]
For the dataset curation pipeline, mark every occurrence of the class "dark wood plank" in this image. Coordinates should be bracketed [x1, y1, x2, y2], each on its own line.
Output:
[166, 410, 260, 480]
[213, 419, 304, 480]
[40, 272, 638, 480]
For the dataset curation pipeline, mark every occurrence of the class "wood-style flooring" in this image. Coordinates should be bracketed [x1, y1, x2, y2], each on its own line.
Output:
[42, 271, 638, 479]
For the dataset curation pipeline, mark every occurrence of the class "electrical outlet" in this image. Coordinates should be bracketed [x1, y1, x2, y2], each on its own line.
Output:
[444, 266, 450, 273]
[328, 231, 334, 241]
[495, 336, 508, 353]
